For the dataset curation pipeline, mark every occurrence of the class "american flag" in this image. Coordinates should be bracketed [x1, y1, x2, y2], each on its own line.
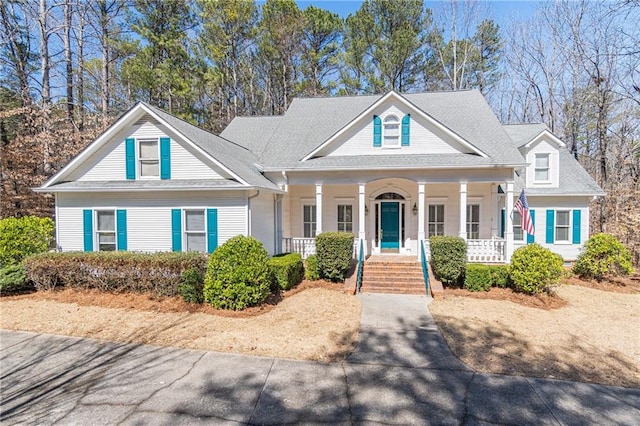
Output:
[514, 190, 535, 235]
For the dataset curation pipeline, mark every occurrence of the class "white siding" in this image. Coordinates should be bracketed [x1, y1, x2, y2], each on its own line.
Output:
[524, 138, 560, 188]
[72, 118, 229, 182]
[56, 191, 247, 252]
[250, 192, 276, 255]
[321, 103, 469, 157]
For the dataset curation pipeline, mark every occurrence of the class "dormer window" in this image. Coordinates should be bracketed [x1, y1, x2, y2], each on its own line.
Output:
[139, 139, 159, 177]
[383, 115, 400, 147]
[534, 153, 550, 182]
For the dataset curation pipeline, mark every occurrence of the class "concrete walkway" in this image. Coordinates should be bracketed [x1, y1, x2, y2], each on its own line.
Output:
[1, 294, 639, 425]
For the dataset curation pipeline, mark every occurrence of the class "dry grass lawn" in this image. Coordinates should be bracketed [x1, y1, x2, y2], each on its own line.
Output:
[0, 282, 361, 362]
[429, 284, 640, 388]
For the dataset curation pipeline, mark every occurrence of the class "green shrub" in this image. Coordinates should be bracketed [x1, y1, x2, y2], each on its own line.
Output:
[0, 264, 33, 296]
[269, 253, 303, 290]
[464, 264, 492, 291]
[22, 251, 207, 296]
[203, 236, 271, 310]
[0, 216, 54, 267]
[489, 264, 511, 288]
[316, 232, 354, 282]
[509, 243, 564, 294]
[429, 236, 467, 286]
[178, 267, 204, 303]
[573, 233, 634, 281]
[304, 255, 320, 281]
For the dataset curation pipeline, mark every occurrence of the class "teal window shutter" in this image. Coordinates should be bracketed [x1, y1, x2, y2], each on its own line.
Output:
[160, 137, 171, 180]
[373, 115, 382, 147]
[171, 209, 182, 251]
[572, 210, 581, 244]
[125, 138, 135, 180]
[527, 210, 536, 244]
[500, 208, 505, 238]
[546, 210, 555, 244]
[207, 208, 218, 253]
[116, 210, 127, 251]
[401, 114, 410, 146]
[83, 210, 93, 251]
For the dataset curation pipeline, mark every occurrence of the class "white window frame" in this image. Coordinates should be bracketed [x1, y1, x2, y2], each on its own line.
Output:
[138, 138, 160, 179]
[534, 153, 550, 182]
[513, 211, 525, 242]
[184, 209, 207, 252]
[337, 204, 353, 233]
[466, 204, 480, 240]
[383, 114, 400, 148]
[95, 210, 116, 251]
[428, 204, 445, 237]
[302, 203, 317, 238]
[555, 210, 571, 242]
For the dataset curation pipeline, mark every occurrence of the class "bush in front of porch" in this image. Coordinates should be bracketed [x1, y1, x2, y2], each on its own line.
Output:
[316, 232, 354, 282]
[430, 236, 467, 286]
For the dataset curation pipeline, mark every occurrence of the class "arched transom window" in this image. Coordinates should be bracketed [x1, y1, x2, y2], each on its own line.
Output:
[383, 115, 400, 147]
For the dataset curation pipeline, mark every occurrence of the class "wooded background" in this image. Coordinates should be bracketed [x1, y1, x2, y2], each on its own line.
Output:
[1, 0, 638, 262]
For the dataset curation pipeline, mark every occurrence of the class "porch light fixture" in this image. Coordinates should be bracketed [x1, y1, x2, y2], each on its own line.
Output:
[412, 203, 418, 215]
[364, 205, 369, 216]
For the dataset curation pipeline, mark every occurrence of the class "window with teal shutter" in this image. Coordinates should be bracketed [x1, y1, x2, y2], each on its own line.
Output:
[83, 209, 93, 251]
[500, 208, 505, 238]
[373, 115, 382, 147]
[546, 210, 555, 243]
[116, 210, 127, 250]
[401, 114, 410, 146]
[572, 210, 581, 244]
[160, 137, 171, 180]
[527, 210, 535, 244]
[207, 209, 218, 253]
[125, 138, 135, 179]
[171, 209, 182, 251]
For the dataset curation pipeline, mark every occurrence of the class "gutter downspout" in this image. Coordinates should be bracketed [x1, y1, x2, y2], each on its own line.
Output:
[247, 190, 260, 236]
[274, 194, 283, 254]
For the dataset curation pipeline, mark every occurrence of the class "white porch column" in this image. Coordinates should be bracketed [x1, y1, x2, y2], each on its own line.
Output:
[315, 183, 323, 235]
[459, 182, 468, 240]
[505, 181, 514, 262]
[491, 183, 498, 237]
[418, 183, 426, 261]
[358, 184, 366, 244]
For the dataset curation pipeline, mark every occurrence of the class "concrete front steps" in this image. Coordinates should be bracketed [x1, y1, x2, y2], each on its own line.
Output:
[360, 256, 428, 295]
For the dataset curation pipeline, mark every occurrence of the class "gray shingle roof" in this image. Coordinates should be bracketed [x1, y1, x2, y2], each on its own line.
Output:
[143, 103, 280, 191]
[38, 179, 252, 192]
[503, 123, 549, 147]
[285, 153, 498, 170]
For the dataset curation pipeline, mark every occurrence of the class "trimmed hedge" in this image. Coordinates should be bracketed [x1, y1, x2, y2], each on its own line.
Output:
[0, 216, 54, 267]
[178, 267, 205, 304]
[316, 232, 354, 282]
[0, 264, 33, 296]
[203, 236, 271, 310]
[22, 251, 208, 296]
[489, 264, 510, 288]
[429, 236, 467, 286]
[509, 243, 564, 294]
[464, 264, 492, 291]
[304, 254, 320, 281]
[573, 233, 633, 281]
[269, 253, 303, 290]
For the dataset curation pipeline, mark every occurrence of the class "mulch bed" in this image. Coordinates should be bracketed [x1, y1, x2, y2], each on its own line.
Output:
[441, 286, 567, 310]
[563, 274, 640, 294]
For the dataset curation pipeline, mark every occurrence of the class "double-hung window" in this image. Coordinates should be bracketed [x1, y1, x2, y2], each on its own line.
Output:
[337, 204, 353, 233]
[96, 210, 116, 251]
[185, 210, 206, 252]
[428, 204, 445, 237]
[303, 205, 316, 238]
[534, 153, 550, 182]
[466, 204, 480, 239]
[555, 210, 570, 242]
[513, 211, 524, 241]
[139, 139, 159, 177]
[383, 115, 400, 147]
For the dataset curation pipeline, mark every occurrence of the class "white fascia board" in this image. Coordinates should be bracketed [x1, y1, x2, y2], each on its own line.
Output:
[301, 91, 488, 161]
[263, 163, 525, 172]
[525, 130, 566, 148]
[139, 104, 251, 187]
[33, 185, 285, 194]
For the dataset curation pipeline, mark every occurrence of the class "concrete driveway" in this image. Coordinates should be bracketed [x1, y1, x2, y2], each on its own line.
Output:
[1, 293, 639, 425]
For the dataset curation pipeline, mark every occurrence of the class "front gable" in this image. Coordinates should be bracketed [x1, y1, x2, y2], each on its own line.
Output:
[521, 131, 564, 189]
[303, 91, 487, 160]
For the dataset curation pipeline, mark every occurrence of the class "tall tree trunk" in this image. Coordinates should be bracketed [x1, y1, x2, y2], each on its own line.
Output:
[64, 0, 74, 124]
[38, 0, 52, 175]
[77, 3, 85, 130]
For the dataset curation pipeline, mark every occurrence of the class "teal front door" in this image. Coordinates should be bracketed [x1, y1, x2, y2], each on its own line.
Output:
[380, 202, 400, 250]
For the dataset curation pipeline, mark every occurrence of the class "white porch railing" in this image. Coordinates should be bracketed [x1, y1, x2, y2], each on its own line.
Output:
[282, 237, 360, 259]
[420, 237, 505, 263]
[466, 238, 505, 263]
